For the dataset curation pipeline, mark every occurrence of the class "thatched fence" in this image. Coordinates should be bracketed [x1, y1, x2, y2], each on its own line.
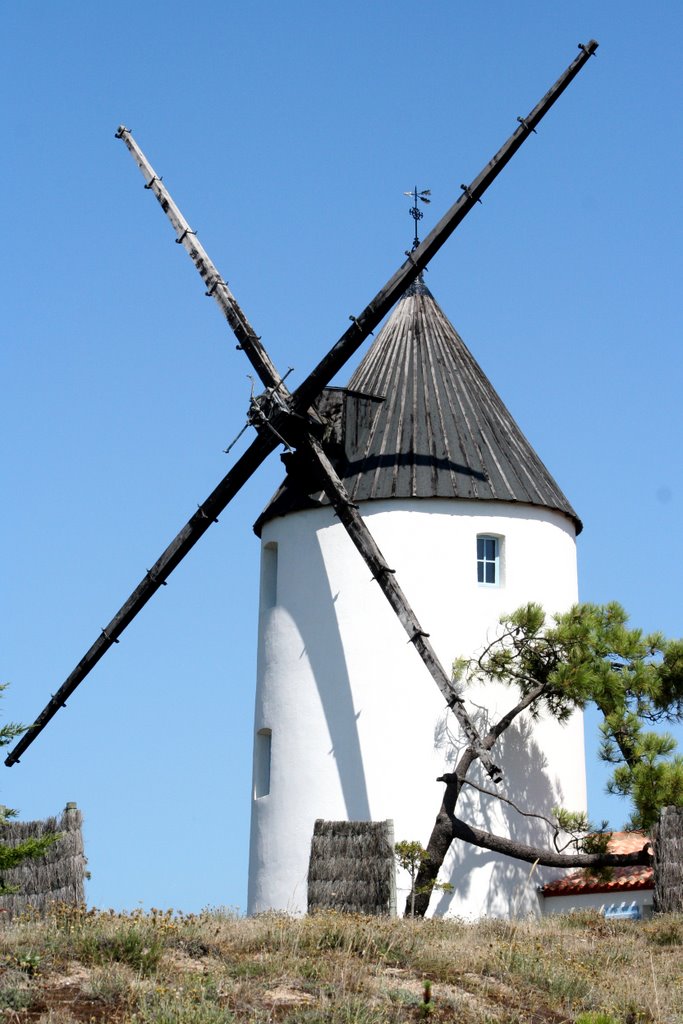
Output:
[308, 819, 396, 915]
[653, 805, 683, 914]
[0, 802, 86, 917]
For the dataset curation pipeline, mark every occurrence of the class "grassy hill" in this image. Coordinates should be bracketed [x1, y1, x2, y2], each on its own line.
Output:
[0, 905, 681, 1023]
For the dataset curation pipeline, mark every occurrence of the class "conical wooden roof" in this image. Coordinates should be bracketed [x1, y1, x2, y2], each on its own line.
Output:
[254, 277, 581, 534]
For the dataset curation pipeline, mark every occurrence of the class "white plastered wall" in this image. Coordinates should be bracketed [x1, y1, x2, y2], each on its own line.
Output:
[247, 498, 586, 917]
[540, 890, 654, 917]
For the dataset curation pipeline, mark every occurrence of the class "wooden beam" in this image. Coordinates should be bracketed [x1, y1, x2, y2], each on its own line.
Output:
[300, 435, 502, 783]
[4, 432, 278, 767]
[293, 40, 598, 411]
[7, 40, 598, 766]
[115, 126, 286, 395]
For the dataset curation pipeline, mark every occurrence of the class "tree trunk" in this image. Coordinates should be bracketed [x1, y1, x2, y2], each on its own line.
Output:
[408, 682, 549, 916]
[410, 770, 466, 918]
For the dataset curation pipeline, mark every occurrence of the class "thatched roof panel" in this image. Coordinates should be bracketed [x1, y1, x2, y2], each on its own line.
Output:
[0, 803, 86, 918]
[307, 819, 396, 916]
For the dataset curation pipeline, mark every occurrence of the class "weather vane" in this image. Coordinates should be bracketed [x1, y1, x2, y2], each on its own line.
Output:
[403, 186, 431, 249]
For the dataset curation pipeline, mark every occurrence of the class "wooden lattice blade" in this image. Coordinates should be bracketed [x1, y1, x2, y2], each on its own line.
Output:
[116, 126, 286, 395]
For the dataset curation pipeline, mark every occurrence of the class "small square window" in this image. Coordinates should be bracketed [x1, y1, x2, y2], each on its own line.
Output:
[477, 535, 500, 585]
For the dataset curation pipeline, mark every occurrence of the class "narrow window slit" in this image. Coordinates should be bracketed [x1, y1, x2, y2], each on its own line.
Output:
[261, 542, 278, 609]
[255, 728, 272, 798]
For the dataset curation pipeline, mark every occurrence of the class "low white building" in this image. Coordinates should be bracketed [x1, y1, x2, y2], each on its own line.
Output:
[248, 277, 587, 917]
[540, 833, 654, 919]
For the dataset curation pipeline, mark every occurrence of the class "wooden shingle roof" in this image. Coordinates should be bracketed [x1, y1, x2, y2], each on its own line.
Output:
[255, 278, 581, 534]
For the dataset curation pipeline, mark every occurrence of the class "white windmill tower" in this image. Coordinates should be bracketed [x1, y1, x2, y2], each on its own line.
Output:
[248, 254, 586, 917]
[4, 44, 598, 919]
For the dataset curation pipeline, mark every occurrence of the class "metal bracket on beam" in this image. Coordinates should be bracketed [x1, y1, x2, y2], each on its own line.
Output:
[477, 755, 503, 785]
[205, 277, 228, 297]
[146, 569, 168, 586]
[333, 499, 360, 517]
[348, 315, 373, 336]
[144, 175, 163, 189]
[404, 250, 429, 272]
[197, 506, 219, 524]
[175, 228, 197, 245]
[460, 184, 482, 205]
[409, 629, 431, 644]
[516, 117, 537, 134]
[100, 628, 119, 644]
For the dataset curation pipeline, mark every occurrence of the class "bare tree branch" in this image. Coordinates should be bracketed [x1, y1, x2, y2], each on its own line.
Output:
[481, 682, 547, 750]
[448, 815, 652, 869]
[462, 778, 560, 834]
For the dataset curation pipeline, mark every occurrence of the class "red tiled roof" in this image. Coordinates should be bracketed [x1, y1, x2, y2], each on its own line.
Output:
[542, 833, 653, 897]
[602, 832, 652, 855]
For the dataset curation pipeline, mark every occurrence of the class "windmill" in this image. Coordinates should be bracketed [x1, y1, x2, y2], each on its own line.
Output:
[7, 41, 598, 916]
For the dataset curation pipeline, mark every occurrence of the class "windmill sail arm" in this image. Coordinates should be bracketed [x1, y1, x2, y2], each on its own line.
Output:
[293, 40, 598, 412]
[116, 38, 598, 419]
[115, 126, 284, 394]
[4, 432, 278, 768]
[300, 434, 502, 784]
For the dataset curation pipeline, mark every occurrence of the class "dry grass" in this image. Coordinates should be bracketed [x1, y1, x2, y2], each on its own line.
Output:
[0, 905, 681, 1023]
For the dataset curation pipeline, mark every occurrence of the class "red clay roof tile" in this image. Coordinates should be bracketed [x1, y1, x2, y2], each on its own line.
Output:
[542, 833, 653, 897]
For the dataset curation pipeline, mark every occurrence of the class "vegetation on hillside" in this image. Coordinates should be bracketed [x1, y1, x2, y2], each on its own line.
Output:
[0, 905, 681, 1023]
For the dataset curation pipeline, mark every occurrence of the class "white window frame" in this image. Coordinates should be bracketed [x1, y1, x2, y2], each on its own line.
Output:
[477, 534, 501, 586]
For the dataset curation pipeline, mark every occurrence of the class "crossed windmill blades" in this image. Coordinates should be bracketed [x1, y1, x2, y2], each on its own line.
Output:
[5, 41, 598, 774]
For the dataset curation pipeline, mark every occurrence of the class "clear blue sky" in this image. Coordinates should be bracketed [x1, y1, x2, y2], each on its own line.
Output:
[3, 1, 682, 912]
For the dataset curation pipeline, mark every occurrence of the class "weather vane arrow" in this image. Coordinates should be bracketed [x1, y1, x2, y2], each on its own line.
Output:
[404, 187, 431, 249]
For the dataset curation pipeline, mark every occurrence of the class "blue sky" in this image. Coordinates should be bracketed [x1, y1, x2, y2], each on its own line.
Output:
[3, 1, 682, 912]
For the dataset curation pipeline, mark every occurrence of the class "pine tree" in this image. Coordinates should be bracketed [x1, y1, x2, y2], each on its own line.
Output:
[411, 603, 683, 916]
